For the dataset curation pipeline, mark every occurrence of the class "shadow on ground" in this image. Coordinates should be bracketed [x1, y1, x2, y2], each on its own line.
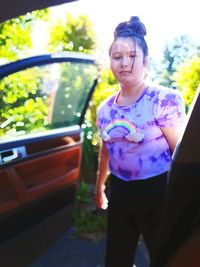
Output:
[31, 226, 149, 267]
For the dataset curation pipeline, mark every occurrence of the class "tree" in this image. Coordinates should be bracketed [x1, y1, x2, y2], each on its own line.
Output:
[153, 35, 200, 88]
[0, 66, 50, 138]
[0, 9, 51, 138]
[46, 13, 99, 182]
[48, 13, 96, 53]
[173, 57, 200, 111]
[0, 9, 49, 62]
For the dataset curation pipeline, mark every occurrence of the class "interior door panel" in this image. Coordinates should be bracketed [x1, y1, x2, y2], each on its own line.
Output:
[0, 132, 82, 215]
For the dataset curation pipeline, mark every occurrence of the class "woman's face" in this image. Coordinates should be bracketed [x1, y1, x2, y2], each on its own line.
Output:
[110, 37, 147, 86]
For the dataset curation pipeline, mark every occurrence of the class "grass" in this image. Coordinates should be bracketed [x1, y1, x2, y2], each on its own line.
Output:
[73, 181, 107, 240]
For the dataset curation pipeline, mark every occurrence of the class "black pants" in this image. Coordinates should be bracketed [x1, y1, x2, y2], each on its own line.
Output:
[105, 172, 167, 267]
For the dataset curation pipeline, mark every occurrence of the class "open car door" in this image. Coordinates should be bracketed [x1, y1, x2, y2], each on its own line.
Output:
[152, 85, 200, 267]
[0, 52, 98, 266]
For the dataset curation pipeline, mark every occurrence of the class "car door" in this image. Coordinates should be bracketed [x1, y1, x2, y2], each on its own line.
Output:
[152, 85, 200, 267]
[0, 52, 98, 266]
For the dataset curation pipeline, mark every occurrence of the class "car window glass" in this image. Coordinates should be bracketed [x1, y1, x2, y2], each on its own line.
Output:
[0, 61, 97, 140]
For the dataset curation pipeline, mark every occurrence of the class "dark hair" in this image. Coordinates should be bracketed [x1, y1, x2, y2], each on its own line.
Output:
[110, 16, 148, 57]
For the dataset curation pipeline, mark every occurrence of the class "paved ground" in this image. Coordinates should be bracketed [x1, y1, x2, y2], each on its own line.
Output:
[30, 185, 149, 267]
[30, 227, 149, 267]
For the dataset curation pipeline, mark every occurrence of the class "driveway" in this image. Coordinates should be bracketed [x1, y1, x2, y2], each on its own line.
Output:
[30, 227, 149, 267]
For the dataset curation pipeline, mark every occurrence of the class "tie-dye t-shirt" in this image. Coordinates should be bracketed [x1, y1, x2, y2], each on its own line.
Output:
[97, 85, 186, 181]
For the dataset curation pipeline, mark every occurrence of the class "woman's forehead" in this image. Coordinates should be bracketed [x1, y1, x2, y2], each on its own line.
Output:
[111, 38, 139, 52]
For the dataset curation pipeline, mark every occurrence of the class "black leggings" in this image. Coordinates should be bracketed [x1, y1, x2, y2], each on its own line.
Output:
[105, 172, 167, 267]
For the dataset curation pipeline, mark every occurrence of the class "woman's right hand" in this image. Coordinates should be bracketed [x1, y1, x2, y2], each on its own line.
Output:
[95, 185, 108, 210]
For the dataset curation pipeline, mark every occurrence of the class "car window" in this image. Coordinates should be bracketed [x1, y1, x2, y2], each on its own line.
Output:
[0, 60, 97, 141]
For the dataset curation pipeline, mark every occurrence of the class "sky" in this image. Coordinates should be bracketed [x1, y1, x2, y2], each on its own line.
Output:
[38, 0, 199, 64]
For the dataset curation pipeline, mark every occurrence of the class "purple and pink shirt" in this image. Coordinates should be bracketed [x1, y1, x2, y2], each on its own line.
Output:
[97, 85, 186, 181]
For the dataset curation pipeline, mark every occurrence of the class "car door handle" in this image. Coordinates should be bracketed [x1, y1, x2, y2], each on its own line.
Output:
[0, 146, 27, 164]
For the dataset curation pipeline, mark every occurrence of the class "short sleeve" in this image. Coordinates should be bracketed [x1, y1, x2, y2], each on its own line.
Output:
[96, 110, 101, 129]
[96, 94, 116, 130]
[96, 104, 104, 130]
[154, 90, 186, 127]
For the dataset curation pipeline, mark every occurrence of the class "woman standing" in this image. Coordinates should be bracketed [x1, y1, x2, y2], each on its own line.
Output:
[95, 16, 186, 267]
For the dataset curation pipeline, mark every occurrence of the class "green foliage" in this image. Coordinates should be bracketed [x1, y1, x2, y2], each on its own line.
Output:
[89, 68, 119, 126]
[46, 12, 102, 184]
[48, 13, 96, 53]
[76, 181, 91, 203]
[153, 35, 200, 88]
[0, 9, 50, 62]
[0, 67, 48, 138]
[51, 62, 97, 127]
[45, 14, 99, 174]
[79, 124, 99, 183]
[31, 9, 50, 21]
[79, 68, 119, 183]
[73, 208, 106, 238]
[174, 57, 200, 110]
[73, 181, 106, 238]
[0, 17, 32, 61]
[0, 10, 98, 141]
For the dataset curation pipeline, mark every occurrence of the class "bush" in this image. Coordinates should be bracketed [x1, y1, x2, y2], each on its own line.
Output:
[73, 181, 107, 240]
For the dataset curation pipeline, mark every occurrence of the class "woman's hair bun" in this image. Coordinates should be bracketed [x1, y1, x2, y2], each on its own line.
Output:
[129, 16, 147, 37]
[112, 16, 149, 57]
[130, 16, 140, 23]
